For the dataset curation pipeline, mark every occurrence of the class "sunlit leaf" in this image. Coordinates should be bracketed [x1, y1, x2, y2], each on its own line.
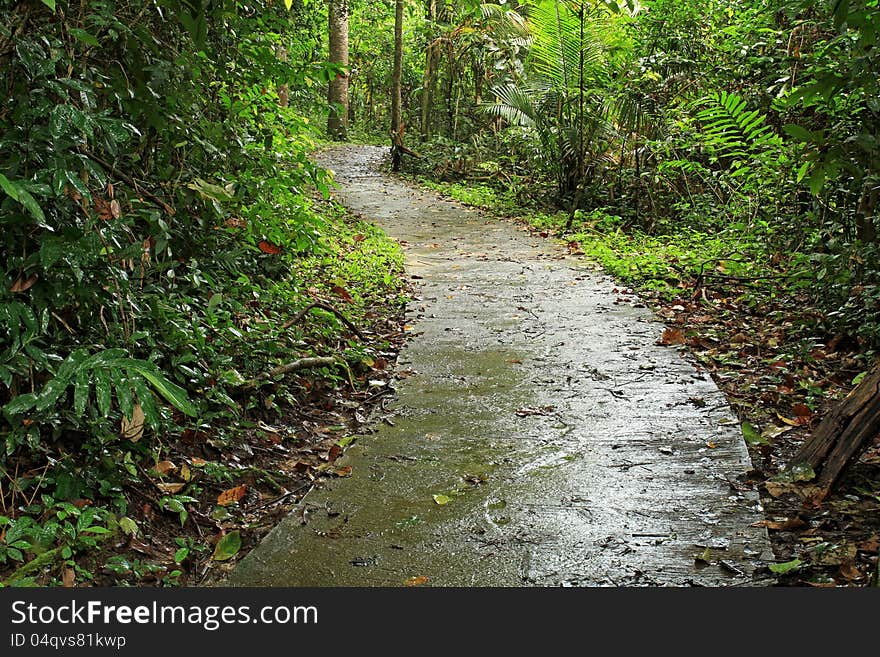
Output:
[213, 531, 241, 561]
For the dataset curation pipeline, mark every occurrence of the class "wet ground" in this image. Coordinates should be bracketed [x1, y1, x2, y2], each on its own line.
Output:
[228, 145, 773, 587]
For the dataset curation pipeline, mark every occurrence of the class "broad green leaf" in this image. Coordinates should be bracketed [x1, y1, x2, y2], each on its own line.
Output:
[0, 173, 20, 201]
[741, 421, 769, 446]
[432, 494, 452, 505]
[111, 370, 135, 420]
[131, 376, 160, 429]
[769, 558, 802, 575]
[119, 517, 138, 537]
[284, 0, 293, 9]
[3, 392, 39, 416]
[212, 531, 241, 561]
[852, 371, 868, 386]
[0, 174, 46, 225]
[74, 367, 90, 417]
[783, 124, 814, 143]
[68, 28, 99, 47]
[40, 0, 55, 10]
[93, 368, 112, 418]
[128, 361, 197, 416]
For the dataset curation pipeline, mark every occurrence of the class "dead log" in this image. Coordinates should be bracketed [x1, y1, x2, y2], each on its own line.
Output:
[788, 362, 880, 502]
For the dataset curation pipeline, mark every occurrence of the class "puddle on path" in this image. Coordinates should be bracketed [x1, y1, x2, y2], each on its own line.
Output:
[227, 146, 773, 586]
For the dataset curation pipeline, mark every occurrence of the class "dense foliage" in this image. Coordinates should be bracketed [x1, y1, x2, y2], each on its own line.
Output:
[0, 0, 406, 584]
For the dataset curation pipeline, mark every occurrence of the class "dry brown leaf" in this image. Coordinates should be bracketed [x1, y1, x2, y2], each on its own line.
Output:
[332, 465, 352, 477]
[154, 460, 177, 475]
[10, 274, 38, 293]
[327, 444, 342, 463]
[792, 403, 813, 419]
[190, 457, 207, 467]
[750, 517, 807, 531]
[217, 484, 247, 506]
[658, 328, 686, 345]
[110, 199, 122, 219]
[62, 568, 75, 587]
[331, 284, 353, 303]
[156, 482, 185, 494]
[121, 404, 145, 442]
[404, 576, 429, 587]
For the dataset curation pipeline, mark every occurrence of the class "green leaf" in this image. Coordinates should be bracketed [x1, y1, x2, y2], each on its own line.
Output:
[131, 377, 160, 429]
[3, 392, 38, 416]
[0, 174, 46, 225]
[174, 547, 189, 563]
[741, 421, 770, 446]
[783, 124, 814, 143]
[111, 370, 134, 420]
[769, 558, 803, 575]
[74, 367, 90, 417]
[93, 368, 112, 418]
[118, 517, 138, 537]
[40, 0, 56, 10]
[81, 526, 111, 534]
[68, 28, 99, 47]
[283, 0, 293, 9]
[212, 531, 241, 561]
[432, 494, 452, 505]
[128, 362, 197, 417]
[852, 371, 868, 386]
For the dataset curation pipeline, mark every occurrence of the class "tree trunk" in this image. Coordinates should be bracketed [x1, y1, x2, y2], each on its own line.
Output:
[789, 361, 880, 502]
[327, 0, 350, 140]
[420, 0, 438, 138]
[391, 0, 404, 138]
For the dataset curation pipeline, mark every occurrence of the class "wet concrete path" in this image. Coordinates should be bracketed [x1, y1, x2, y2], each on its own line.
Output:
[228, 145, 772, 586]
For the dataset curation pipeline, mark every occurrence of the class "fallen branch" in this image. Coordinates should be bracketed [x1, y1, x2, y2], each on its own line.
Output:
[240, 356, 339, 390]
[281, 300, 365, 340]
[787, 361, 880, 503]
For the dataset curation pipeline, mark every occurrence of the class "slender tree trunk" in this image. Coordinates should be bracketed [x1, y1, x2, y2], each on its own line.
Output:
[391, 0, 403, 135]
[420, 0, 438, 138]
[327, 0, 350, 140]
[391, 0, 404, 170]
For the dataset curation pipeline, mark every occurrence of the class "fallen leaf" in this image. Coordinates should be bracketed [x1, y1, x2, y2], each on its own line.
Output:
[404, 576, 429, 587]
[62, 568, 75, 587]
[807, 541, 857, 566]
[792, 403, 813, 418]
[155, 482, 185, 494]
[768, 558, 803, 574]
[119, 516, 139, 537]
[121, 404, 145, 442]
[224, 216, 247, 229]
[327, 444, 343, 463]
[331, 284, 353, 303]
[658, 328, 685, 345]
[10, 273, 38, 293]
[190, 457, 207, 467]
[217, 485, 247, 506]
[332, 465, 352, 477]
[762, 425, 793, 440]
[741, 422, 769, 446]
[180, 463, 192, 482]
[776, 413, 802, 427]
[154, 460, 177, 475]
[258, 240, 282, 254]
[110, 199, 122, 219]
[212, 531, 241, 561]
[838, 563, 863, 581]
[432, 494, 452, 506]
[352, 233, 366, 243]
[750, 517, 807, 531]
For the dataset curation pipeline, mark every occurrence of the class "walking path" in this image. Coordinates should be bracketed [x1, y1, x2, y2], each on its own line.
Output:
[228, 145, 772, 586]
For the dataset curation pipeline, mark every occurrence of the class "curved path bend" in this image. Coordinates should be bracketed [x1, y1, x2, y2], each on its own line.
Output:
[229, 145, 772, 587]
